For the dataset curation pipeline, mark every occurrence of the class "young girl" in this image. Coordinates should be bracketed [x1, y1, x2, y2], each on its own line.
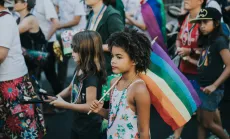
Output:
[187, 7, 230, 139]
[90, 29, 151, 139]
[47, 31, 107, 139]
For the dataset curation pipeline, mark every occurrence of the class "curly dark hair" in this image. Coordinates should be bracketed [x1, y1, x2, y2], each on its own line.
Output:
[107, 28, 151, 73]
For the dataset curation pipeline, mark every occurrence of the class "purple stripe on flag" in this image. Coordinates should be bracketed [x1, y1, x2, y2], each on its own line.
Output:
[141, 3, 167, 52]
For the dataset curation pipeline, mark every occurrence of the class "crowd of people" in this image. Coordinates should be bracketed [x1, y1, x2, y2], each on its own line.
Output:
[0, 0, 230, 139]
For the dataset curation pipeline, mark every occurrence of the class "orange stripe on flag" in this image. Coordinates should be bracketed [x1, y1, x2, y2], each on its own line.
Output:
[139, 74, 187, 130]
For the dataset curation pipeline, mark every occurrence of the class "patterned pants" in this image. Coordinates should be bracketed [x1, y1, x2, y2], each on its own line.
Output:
[0, 75, 46, 139]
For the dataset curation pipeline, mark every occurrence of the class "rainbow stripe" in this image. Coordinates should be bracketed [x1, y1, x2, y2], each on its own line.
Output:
[141, 0, 167, 51]
[139, 42, 200, 130]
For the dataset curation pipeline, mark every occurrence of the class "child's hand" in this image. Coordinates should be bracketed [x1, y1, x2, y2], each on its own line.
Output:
[177, 47, 190, 57]
[50, 95, 68, 108]
[203, 84, 217, 94]
[89, 100, 104, 113]
[44, 96, 57, 103]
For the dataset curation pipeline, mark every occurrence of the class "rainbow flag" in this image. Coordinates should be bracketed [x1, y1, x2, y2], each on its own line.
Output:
[139, 42, 200, 130]
[141, 0, 167, 51]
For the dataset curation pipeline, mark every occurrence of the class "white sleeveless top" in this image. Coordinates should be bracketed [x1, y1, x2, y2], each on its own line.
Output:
[107, 79, 143, 139]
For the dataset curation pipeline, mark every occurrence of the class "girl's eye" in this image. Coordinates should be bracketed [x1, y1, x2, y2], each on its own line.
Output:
[117, 56, 122, 59]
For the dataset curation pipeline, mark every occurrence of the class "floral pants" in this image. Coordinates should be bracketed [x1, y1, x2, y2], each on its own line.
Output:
[0, 75, 46, 139]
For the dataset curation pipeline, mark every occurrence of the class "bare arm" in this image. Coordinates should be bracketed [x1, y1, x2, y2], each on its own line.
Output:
[59, 16, 81, 29]
[126, 13, 147, 31]
[63, 86, 98, 113]
[47, 18, 59, 40]
[52, 86, 99, 113]
[0, 46, 9, 64]
[186, 56, 198, 66]
[18, 17, 32, 34]
[213, 49, 230, 88]
[58, 84, 72, 98]
[134, 82, 151, 139]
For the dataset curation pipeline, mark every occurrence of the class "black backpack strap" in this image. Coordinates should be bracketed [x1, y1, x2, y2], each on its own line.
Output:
[0, 11, 10, 17]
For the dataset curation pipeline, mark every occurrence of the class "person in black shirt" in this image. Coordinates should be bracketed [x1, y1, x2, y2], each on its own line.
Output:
[14, 0, 47, 76]
[46, 31, 107, 139]
[187, 7, 230, 139]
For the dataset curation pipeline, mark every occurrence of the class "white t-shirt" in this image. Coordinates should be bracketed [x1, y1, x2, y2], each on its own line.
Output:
[0, 9, 28, 81]
[33, 0, 58, 42]
[53, 0, 87, 31]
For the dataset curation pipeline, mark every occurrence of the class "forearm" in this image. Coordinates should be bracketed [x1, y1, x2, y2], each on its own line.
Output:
[128, 18, 146, 30]
[187, 57, 198, 65]
[58, 86, 71, 98]
[64, 103, 91, 113]
[59, 19, 80, 29]
[97, 108, 109, 119]
[140, 132, 150, 139]
[59, 16, 81, 29]
[47, 19, 59, 40]
[213, 66, 230, 88]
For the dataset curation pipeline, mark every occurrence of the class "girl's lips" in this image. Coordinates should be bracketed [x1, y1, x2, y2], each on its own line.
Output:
[112, 66, 117, 70]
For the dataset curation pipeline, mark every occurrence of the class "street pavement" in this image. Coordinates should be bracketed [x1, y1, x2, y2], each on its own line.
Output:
[40, 59, 230, 139]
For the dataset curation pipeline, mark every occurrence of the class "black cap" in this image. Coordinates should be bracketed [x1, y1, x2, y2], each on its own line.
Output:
[190, 7, 222, 23]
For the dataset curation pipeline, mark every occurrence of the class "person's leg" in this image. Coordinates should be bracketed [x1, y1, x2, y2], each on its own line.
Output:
[201, 109, 229, 139]
[197, 108, 206, 139]
[214, 109, 222, 126]
[43, 42, 62, 95]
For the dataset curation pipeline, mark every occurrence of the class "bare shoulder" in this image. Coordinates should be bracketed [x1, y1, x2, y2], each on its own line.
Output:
[129, 79, 149, 95]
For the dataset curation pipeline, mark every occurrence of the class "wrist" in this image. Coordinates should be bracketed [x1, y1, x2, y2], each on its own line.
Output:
[213, 83, 218, 88]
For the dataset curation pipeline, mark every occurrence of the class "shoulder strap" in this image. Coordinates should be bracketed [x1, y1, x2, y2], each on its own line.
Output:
[0, 11, 9, 17]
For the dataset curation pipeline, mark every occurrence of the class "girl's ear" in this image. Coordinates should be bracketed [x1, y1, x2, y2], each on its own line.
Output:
[132, 61, 138, 66]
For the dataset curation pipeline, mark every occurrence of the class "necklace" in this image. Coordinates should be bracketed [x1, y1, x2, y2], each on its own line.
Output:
[88, 4, 106, 30]
[108, 74, 138, 129]
[181, 14, 198, 46]
[197, 46, 210, 68]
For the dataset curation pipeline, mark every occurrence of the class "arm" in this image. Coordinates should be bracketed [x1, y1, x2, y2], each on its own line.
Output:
[58, 84, 72, 98]
[134, 83, 151, 139]
[51, 86, 99, 113]
[186, 56, 198, 65]
[0, 47, 9, 64]
[203, 49, 230, 94]
[63, 86, 98, 113]
[18, 17, 33, 34]
[126, 13, 147, 31]
[58, 16, 81, 29]
[47, 18, 59, 40]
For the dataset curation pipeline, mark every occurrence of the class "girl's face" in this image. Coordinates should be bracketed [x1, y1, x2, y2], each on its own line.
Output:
[72, 51, 80, 64]
[199, 20, 215, 35]
[14, 0, 26, 12]
[111, 46, 135, 74]
[85, 0, 102, 7]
